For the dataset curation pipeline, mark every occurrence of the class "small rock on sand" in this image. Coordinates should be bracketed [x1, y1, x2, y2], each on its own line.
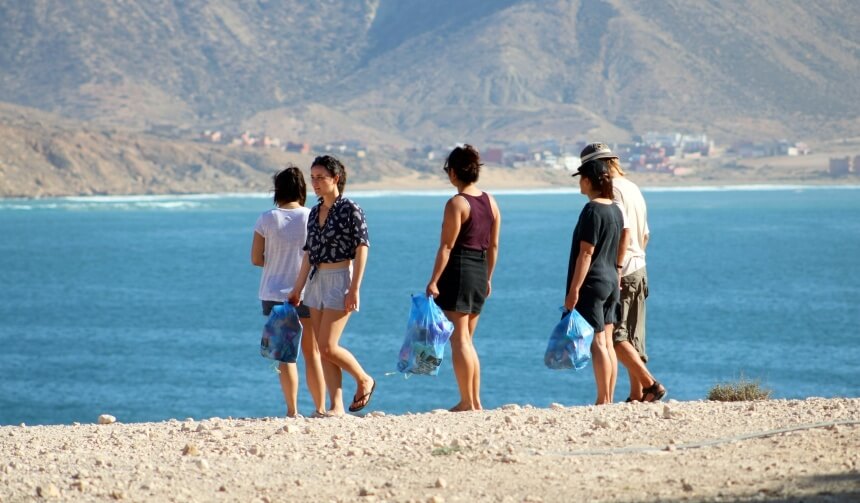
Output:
[37, 484, 60, 498]
[98, 414, 116, 425]
[182, 444, 200, 456]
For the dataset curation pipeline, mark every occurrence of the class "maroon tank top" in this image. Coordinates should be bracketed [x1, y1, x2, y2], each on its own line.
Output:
[453, 192, 494, 251]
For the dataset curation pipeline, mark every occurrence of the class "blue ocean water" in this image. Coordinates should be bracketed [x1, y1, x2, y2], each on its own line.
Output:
[1, 187, 859, 425]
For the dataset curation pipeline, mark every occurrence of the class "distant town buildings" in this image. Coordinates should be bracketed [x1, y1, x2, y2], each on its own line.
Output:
[829, 155, 859, 175]
[728, 139, 810, 158]
[197, 130, 367, 158]
[194, 126, 831, 178]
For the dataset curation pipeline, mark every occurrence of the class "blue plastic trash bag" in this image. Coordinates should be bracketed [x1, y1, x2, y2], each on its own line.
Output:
[260, 303, 303, 363]
[396, 295, 454, 375]
[544, 309, 595, 370]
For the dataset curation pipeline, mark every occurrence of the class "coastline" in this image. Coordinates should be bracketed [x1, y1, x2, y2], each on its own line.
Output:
[3, 398, 858, 502]
[2, 181, 859, 204]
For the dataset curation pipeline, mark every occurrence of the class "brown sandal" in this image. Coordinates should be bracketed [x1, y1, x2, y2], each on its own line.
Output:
[642, 381, 667, 402]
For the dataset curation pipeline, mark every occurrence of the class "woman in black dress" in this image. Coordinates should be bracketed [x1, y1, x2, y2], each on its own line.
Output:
[566, 154, 625, 405]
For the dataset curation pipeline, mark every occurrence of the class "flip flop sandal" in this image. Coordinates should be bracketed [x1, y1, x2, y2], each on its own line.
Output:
[348, 380, 377, 413]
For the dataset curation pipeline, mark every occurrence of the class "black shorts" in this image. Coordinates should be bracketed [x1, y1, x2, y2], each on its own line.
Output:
[436, 248, 488, 314]
[574, 281, 619, 332]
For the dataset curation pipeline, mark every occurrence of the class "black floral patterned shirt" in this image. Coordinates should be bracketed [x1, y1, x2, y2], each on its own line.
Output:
[304, 196, 370, 265]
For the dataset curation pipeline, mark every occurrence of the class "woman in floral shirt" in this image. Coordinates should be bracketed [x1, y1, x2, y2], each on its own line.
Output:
[289, 156, 375, 415]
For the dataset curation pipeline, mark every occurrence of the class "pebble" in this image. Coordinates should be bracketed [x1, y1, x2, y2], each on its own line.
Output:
[549, 403, 565, 410]
[435, 477, 447, 488]
[427, 496, 444, 503]
[195, 458, 209, 470]
[593, 418, 612, 429]
[196, 423, 208, 432]
[662, 405, 673, 419]
[359, 486, 374, 496]
[98, 414, 116, 425]
[37, 484, 60, 498]
[182, 443, 200, 456]
[501, 404, 521, 410]
[283, 424, 300, 434]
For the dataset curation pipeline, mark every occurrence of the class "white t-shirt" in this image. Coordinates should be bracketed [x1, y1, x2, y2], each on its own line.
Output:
[612, 176, 650, 276]
[254, 207, 310, 301]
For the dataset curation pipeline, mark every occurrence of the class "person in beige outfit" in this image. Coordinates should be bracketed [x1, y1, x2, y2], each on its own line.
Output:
[583, 143, 666, 402]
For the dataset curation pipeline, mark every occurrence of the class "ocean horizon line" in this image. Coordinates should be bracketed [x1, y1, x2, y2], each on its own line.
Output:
[2, 183, 859, 204]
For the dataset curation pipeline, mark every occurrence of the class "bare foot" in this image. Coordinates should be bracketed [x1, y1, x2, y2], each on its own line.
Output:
[449, 403, 477, 412]
[326, 408, 345, 417]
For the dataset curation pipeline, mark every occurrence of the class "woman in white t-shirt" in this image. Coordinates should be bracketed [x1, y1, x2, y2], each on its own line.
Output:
[251, 167, 325, 417]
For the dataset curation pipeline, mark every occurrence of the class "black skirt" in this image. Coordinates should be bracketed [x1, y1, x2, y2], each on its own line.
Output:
[436, 248, 488, 314]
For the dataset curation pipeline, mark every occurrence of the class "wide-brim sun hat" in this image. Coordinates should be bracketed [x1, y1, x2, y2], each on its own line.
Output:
[571, 143, 618, 176]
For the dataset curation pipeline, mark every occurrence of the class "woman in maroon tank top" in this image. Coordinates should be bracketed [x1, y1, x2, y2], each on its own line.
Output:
[426, 145, 501, 412]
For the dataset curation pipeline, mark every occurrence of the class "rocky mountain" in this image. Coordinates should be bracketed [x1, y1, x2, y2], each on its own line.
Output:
[0, 102, 410, 197]
[1, 0, 859, 196]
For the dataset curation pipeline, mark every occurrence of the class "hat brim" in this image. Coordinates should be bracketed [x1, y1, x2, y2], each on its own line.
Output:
[572, 152, 618, 176]
[577, 152, 618, 169]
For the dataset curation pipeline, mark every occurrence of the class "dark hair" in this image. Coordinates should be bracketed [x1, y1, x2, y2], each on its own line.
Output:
[444, 144, 482, 184]
[311, 155, 347, 194]
[272, 165, 306, 206]
[580, 159, 614, 199]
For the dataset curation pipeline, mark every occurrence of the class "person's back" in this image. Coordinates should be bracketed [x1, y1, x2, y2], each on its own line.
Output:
[453, 192, 494, 251]
[256, 207, 310, 302]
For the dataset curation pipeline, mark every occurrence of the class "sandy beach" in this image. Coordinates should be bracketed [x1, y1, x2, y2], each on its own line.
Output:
[2, 398, 858, 502]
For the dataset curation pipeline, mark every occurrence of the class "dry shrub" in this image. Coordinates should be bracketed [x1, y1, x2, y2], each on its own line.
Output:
[707, 376, 772, 402]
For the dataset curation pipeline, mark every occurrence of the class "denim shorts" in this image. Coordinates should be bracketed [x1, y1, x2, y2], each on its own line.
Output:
[262, 300, 310, 319]
[303, 267, 351, 311]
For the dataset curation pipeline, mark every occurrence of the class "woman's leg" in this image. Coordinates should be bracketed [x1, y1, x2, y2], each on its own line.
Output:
[299, 318, 325, 415]
[277, 362, 299, 417]
[314, 308, 374, 415]
[467, 314, 482, 410]
[447, 311, 479, 411]
[309, 308, 341, 413]
[591, 329, 612, 404]
[605, 323, 617, 404]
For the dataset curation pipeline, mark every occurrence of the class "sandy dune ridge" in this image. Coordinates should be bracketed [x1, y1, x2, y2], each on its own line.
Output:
[2, 398, 858, 502]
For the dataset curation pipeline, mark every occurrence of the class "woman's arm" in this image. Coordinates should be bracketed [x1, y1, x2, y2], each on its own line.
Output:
[426, 197, 466, 297]
[251, 232, 265, 267]
[565, 241, 595, 311]
[486, 194, 502, 297]
[345, 244, 368, 312]
[287, 252, 311, 306]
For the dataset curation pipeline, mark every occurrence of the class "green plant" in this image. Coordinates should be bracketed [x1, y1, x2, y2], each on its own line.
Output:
[707, 376, 772, 402]
[431, 445, 462, 456]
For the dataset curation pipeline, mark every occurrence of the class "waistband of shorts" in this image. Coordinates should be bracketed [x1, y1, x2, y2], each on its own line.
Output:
[452, 247, 487, 258]
[310, 266, 351, 276]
